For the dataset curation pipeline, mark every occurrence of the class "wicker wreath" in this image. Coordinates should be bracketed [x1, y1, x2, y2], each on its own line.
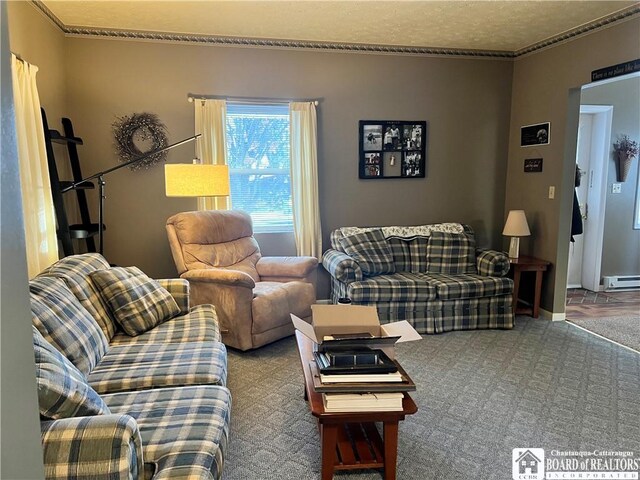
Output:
[112, 113, 169, 170]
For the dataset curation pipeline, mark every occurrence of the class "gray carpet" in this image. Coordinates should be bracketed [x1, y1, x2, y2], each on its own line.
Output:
[569, 316, 640, 352]
[224, 318, 640, 479]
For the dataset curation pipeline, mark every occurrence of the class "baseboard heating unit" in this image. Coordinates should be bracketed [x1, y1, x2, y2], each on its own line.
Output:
[603, 275, 640, 290]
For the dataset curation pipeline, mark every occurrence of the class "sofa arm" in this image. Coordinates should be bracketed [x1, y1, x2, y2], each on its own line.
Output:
[256, 256, 318, 282]
[41, 414, 143, 480]
[322, 249, 363, 283]
[157, 278, 190, 313]
[182, 268, 256, 289]
[476, 249, 511, 277]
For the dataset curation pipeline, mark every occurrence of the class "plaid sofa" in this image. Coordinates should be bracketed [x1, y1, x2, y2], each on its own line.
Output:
[30, 253, 231, 480]
[323, 224, 514, 333]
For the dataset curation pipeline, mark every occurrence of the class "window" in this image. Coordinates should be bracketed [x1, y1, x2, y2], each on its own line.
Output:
[226, 103, 292, 233]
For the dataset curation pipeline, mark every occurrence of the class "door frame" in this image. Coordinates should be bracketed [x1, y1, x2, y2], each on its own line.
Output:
[576, 104, 613, 291]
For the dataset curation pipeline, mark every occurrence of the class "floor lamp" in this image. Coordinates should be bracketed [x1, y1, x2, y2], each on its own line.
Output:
[62, 134, 201, 255]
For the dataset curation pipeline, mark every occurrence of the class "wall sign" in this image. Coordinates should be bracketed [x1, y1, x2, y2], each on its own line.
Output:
[521, 122, 550, 147]
[591, 59, 640, 82]
[359, 120, 427, 179]
[524, 158, 543, 173]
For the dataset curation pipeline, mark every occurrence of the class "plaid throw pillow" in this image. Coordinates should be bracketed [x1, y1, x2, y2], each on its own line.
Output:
[426, 231, 477, 274]
[33, 327, 110, 420]
[30, 276, 109, 375]
[339, 229, 396, 276]
[90, 267, 180, 337]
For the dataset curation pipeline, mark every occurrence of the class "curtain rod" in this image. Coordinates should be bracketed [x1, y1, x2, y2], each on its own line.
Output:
[187, 94, 320, 106]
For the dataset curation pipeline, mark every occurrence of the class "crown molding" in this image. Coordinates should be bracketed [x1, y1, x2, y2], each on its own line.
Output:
[32, 0, 640, 60]
[515, 4, 640, 57]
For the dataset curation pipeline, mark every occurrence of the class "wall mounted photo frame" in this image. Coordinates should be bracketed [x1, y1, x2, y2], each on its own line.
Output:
[524, 158, 543, 172]
[520, 122, 550, 147]
[359, 120, 427, 179]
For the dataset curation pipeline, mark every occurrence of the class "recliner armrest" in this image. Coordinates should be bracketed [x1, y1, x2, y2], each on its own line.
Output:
[476, 249, 511, 277]
[256, 256, 318, 280]
[41, 414, 143, 480]
[322, 249, 363, 283]
[181, 268, 256, 289]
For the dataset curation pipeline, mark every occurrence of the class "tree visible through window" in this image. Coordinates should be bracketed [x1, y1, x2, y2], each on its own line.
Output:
[226, 103, 292, 233]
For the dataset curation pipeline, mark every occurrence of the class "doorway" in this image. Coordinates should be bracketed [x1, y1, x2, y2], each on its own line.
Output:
[566, 105, 613, 291]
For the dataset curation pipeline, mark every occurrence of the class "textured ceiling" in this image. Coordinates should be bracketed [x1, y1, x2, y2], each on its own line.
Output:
[42, 0, 638, 52]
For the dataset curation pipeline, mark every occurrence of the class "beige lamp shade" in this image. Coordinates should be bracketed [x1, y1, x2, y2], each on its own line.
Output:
[165, 164, 230, 197]
[502, 210, 531, 237]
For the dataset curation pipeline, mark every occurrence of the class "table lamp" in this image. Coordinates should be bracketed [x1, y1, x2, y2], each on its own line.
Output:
[502, 209, 530, 259]
[165, 164, 230, 197]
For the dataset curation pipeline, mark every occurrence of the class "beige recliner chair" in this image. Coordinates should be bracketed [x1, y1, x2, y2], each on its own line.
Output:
[166, 210, 318, 351]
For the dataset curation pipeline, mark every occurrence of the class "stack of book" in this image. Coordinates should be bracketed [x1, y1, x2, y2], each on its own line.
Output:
[323, 392, 404, 412]
[312, 340, 415, 413]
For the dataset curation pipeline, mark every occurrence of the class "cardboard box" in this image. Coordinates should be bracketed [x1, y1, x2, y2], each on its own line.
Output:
[291, 304, 422, 358]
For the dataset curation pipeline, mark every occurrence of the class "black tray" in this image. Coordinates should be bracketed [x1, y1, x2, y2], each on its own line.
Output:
[314, 348, 398, 375]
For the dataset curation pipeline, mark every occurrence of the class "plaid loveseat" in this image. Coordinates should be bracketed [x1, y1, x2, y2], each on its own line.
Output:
[30, 253, 231, 480]
[323, 224, 514, 333]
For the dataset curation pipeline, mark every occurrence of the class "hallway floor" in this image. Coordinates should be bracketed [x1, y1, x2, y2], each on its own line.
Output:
[566, 288, 640, 319]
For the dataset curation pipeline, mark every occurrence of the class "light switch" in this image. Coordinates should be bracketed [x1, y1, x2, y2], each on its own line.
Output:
[611, 183, 622, 194]
[548, 186, 555, 199]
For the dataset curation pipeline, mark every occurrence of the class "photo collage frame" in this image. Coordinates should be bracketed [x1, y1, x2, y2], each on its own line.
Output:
[359, 120, 427, 179]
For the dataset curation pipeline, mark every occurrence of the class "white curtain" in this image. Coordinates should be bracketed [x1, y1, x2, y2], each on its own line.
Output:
[194, 99, 230, 210]
[290, 102, 322, 258]
[11, 54, 59, 277]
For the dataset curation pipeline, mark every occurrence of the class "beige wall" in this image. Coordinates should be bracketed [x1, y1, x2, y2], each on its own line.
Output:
[505, 18, 640, 313]
[62, 37, 513, 297]
[581, 75, 640, 278]
[8, 1, 67, 125]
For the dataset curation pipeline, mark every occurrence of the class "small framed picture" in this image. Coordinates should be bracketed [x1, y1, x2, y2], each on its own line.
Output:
[383, 124, 402, 151]
[403, 124, 423, 150]
[359, 120, 427, 179]
[521, 122, 550, 147]
[362, 124, 383, 151]
[402, 152, 422, 177]
[362, 152, 382, 177]
[524, 158, 543, 172]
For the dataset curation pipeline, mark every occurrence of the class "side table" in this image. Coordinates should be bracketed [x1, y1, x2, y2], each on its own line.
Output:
[509, 255, 551, 318]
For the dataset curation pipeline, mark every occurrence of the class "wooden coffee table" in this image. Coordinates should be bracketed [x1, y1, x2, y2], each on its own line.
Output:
[295, 331, 418, 480]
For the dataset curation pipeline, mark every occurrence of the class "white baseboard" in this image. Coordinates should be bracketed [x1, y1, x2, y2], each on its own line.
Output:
[315, 299, 331, 305]
[539, 308, 566, 321]
[567, 283, 581, 289]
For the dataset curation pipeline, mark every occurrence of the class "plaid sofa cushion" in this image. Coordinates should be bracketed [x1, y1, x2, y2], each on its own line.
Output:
[347, 272, 437, 303]
[110, 304, 220, 346]
[104, 386, 231, 480]
[88, 341, 227, 394]
[33, 327, 110, 420]
[38, 253, 116, 340]
[339, 229, 396, 276]
[426, 232, 477, 274]
[90, 266, 181, 337]
[387, 237, 429, 272]
[156, 278, 190, 314]
[30, 276, 109, 375]
[422, 273, 513, 300]
[330, 223, 466, 249]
